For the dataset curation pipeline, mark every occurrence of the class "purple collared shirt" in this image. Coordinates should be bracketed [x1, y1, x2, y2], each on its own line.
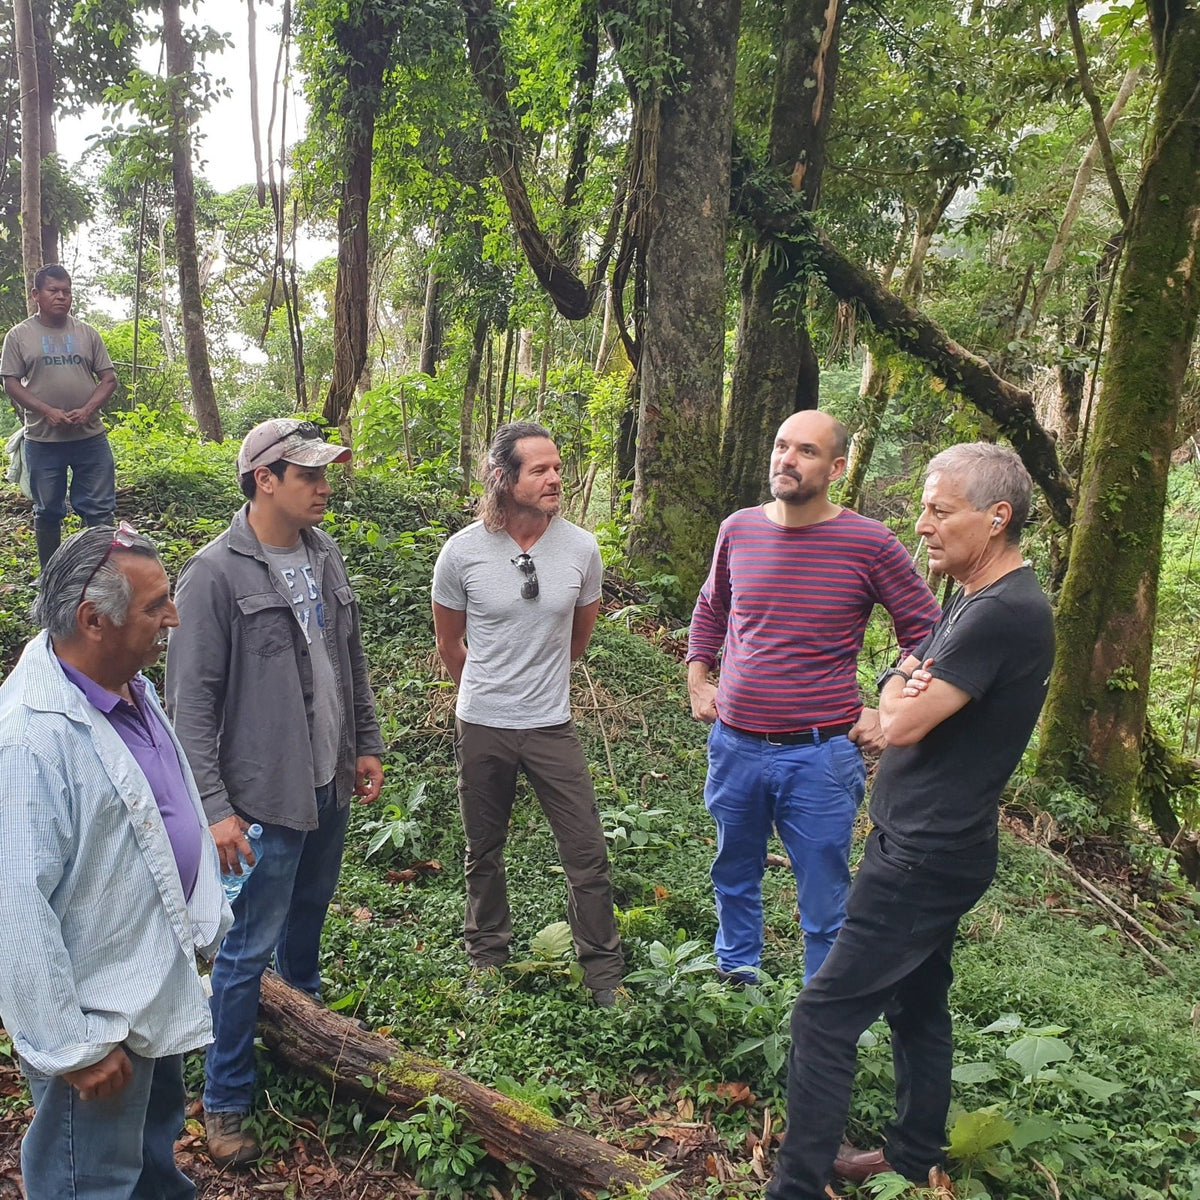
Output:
[58, 658, 202, 900]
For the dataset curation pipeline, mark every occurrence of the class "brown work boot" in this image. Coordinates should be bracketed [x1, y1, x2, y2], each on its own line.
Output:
[204, 1110, 259, 1167]
[833, 1142, 894, 1183]
[928, 1164, 956, 1196]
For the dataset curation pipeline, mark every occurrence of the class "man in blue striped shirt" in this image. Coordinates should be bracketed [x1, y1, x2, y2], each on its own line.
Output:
[0, 526, 229, 1199]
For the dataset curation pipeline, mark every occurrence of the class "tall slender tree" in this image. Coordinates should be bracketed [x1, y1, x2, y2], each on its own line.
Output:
[317, 1, 401, 428]
[14, 0, 41, 304]
[162, 0, 222, 441]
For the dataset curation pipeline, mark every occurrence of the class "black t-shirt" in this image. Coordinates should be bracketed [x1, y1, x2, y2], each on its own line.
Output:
[870, 565, 1055, 851]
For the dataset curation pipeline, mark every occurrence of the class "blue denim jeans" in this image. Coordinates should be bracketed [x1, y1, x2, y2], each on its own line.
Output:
[21, 1051, 193, 1200]
[704, 720, 865, 983]
[24, 430, 116, 525]
[204, 782, 348, 1113]
[765, 830, 997, 1199]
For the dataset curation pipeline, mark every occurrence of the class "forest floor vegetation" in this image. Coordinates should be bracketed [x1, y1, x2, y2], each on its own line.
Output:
[1, 419, 1199, 1199]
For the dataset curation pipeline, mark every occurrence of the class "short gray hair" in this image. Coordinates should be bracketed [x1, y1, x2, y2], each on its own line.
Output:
[925, 443, 1033, 542]
[31, 526, 162, 640]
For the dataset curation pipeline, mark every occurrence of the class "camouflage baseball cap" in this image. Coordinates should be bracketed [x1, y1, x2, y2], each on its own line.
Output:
[237, 418, 351, 474]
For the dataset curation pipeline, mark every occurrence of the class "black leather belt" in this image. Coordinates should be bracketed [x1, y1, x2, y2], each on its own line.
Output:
[724, 720, 856, 746]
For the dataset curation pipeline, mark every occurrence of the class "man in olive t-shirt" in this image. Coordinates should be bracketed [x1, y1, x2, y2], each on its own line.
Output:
[1, 265, 117, 567]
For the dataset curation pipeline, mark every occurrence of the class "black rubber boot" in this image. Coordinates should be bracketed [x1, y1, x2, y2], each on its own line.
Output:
[34, 519, 61, 569]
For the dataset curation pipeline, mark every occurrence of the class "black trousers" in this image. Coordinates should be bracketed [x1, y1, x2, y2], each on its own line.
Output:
[765, 829, 997, 1200]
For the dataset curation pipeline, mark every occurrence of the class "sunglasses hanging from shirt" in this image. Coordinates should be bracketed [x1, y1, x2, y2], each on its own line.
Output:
[512, 552, 539, 599]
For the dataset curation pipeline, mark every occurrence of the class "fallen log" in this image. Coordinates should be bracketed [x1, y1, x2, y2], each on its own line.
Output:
[257, 971, 685, 1199]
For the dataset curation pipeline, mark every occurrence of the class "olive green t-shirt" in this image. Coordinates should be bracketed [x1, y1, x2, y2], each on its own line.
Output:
[0, 315, 113, 442]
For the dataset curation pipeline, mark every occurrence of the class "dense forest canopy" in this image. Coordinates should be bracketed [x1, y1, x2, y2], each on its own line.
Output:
[2, 0, 1199, 857]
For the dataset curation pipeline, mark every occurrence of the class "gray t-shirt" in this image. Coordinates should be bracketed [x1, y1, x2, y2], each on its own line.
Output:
[432, 516, 603, 728]
[262, 541, 341, 787]
[0, 314, 114, 442]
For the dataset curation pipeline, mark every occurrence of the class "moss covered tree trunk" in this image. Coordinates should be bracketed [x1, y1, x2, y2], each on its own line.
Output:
[627, 0, 741, 601]
[721, 0, 847, 511]
[1038, 0, 1200, 815]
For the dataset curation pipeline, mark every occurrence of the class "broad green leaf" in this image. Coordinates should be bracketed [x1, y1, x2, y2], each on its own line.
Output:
[730, 1036, 766, 1059]
[365, 824, 394, 859]
[529, 921, 573, 960]
[861, 1171, 912, 1199]
[979, 1013, 1022, 1034]
[1005, 1035, 1073, 1079]
[1009, 1114, 1060, 1151]
[952, 1061, 1001, 1084]
[1068, 1069, 1125, 1102]
[947, 1107, 1016, 1160]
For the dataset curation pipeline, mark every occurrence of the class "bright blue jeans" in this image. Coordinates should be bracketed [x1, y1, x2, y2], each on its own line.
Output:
[21, 1051, 193, 1200]
[24, 430, 116, 525]
[704, 720, 865, 983]
[203, 782, 348, 1113]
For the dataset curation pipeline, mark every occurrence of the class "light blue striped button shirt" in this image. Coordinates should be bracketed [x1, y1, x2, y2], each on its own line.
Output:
[0, 632, 232, 1076]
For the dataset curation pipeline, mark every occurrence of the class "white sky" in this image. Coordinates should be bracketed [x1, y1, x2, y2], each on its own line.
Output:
[58, 0, 309, 194]
[55, 1, 329, 324]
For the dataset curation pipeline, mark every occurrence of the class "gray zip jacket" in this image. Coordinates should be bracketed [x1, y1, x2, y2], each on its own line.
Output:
[165, 505, 384, 830]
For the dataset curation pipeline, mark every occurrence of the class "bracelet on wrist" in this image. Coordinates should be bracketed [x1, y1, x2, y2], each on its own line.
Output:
[876, 666, 912, 693]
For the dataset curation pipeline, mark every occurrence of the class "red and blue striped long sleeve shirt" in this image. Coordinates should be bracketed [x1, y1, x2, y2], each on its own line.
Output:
[687, 507, 941, 733]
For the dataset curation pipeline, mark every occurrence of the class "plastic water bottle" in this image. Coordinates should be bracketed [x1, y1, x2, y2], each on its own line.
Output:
[221, 824, 263, 903]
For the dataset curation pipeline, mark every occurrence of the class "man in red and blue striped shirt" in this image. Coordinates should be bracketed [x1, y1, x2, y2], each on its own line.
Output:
[687, 410, 940, 984]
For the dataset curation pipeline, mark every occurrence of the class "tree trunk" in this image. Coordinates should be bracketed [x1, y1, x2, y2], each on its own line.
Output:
[483, 335, 495, 446]
[32, 0, 56, 266]
[1065, 0, 1131, 225]
[1038, 0, 1200, 815]
[459, 316, 489, 493]
[559, 0, 599, 267]
[247, 0, 267, 208]
[627, 0, 742, 603]
[322, 11, 397, 427]
[419, 219, 443, 377]
[14, 0, 41, 305]
[840, 349, 893, 510]
[156, 213, 177, 362]
[497, 326, 514, 425]
[257, 972, 685, 1200]
[462, 0, 589, 319]
[163, 0, 223, 442]
[723, 0, 847, 512]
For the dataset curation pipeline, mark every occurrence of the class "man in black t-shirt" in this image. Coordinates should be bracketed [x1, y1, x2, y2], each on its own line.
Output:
[765, 443, 1055, 1200]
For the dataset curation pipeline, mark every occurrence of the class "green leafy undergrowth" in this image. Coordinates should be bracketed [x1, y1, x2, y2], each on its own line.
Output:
[5, 428, 1200, 1198]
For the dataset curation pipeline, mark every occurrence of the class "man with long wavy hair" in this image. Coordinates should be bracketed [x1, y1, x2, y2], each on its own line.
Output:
[432, 421, 623, 1005]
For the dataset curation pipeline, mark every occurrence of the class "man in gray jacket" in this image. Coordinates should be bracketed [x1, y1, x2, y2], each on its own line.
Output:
[166, 417, 384, 1167]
